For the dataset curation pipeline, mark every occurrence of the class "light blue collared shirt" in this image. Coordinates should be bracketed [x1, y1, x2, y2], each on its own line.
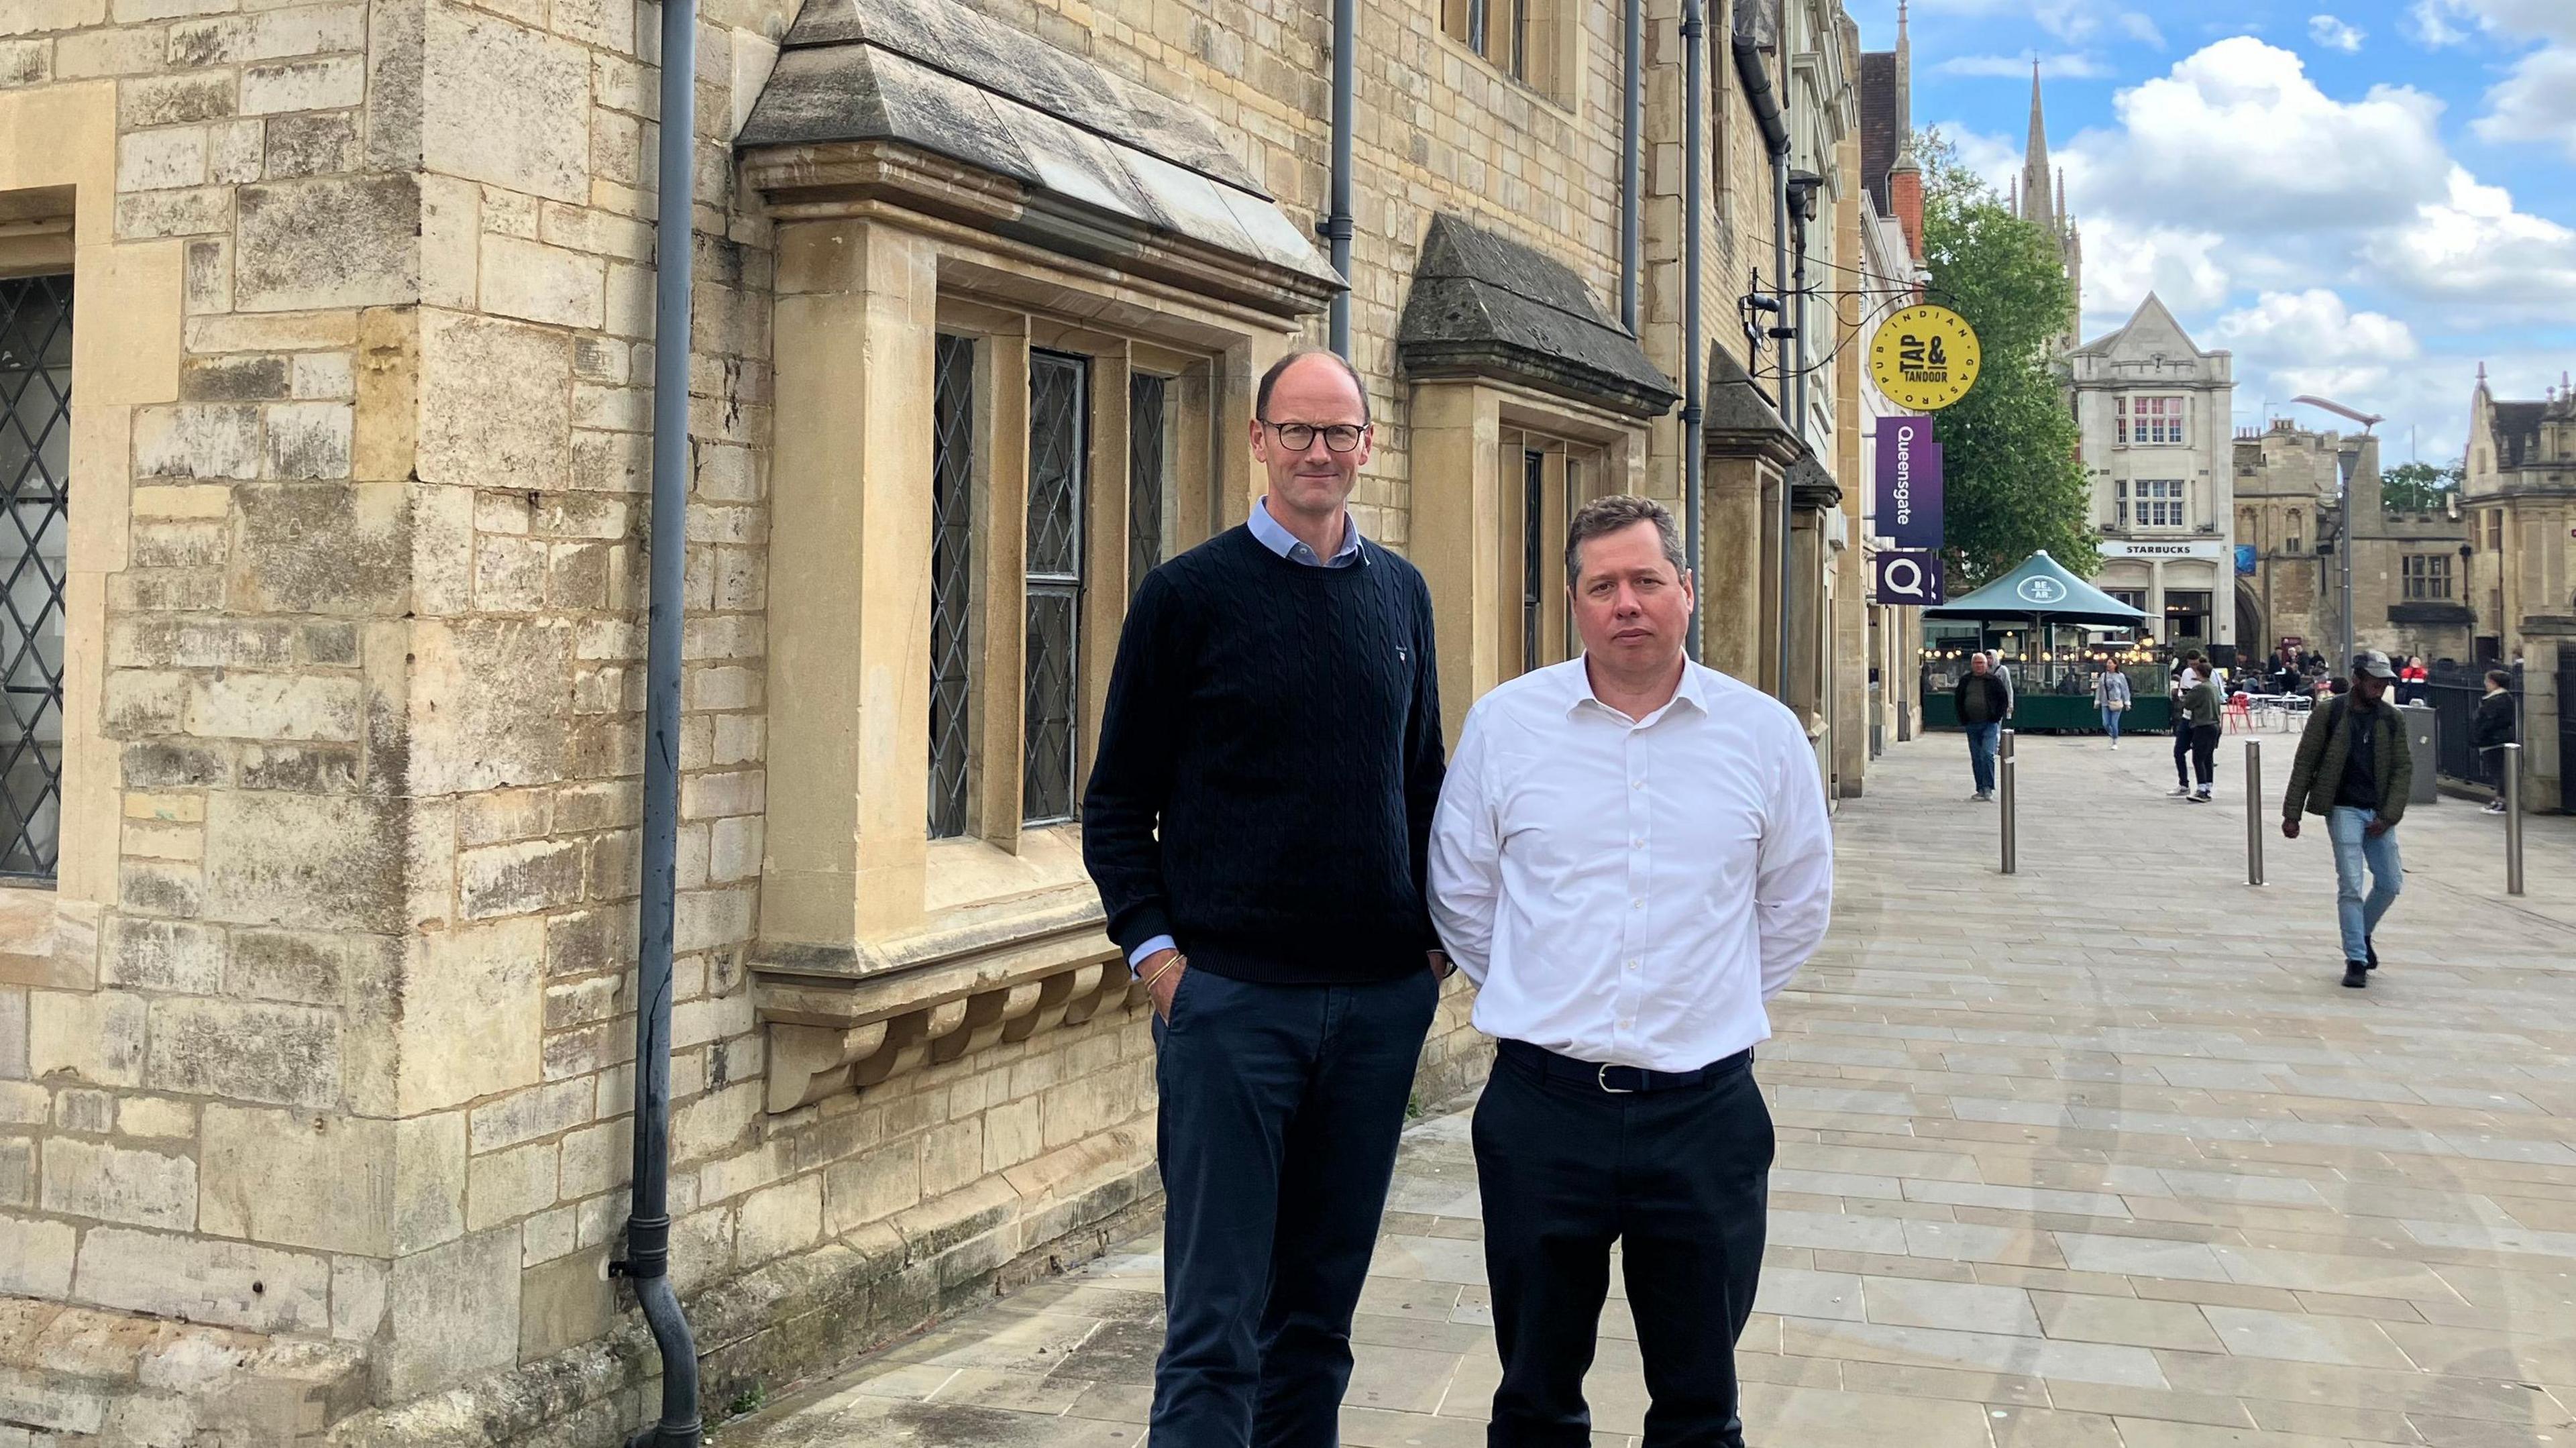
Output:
[1246, 494, 1364, 568]
[1127, 496, 1364, 971]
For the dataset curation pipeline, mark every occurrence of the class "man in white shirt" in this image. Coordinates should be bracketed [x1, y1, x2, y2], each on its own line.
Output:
[1430, 494, 1833, 1447]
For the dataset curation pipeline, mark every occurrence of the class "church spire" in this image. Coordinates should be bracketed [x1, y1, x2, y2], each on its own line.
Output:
[2022, 60, 2053, 223]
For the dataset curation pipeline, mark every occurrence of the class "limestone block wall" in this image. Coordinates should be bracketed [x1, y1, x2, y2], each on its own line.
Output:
[0, 0, 1816, 1439]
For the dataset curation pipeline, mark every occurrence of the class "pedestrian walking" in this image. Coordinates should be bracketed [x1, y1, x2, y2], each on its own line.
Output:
[2280, 650, 2412, 989]
[2094, 663, 2132, 748]
[2180, 667, 2222, 802]
[1954, 653, 2009, 801]
[1429, 494, 1833, 1448]
[2475, 669, 2516, 814]
[1081, 347, 1450, 1446]
[2168, 653, 2204, 797]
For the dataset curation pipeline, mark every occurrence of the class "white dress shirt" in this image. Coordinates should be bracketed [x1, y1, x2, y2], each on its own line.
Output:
[1429, 657, 1833, 1072]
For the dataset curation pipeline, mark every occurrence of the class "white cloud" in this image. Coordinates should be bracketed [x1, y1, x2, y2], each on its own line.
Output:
[1936, 52, 2111, 79]
[1927, 121, 2023, 196]
[2404, 0, 2471, 46]
[2363, 168, 2576, 309]
[2208, 290, 2419, 362]
[2072, 40, 2449, 233]
[2476, 46, 2576, 159]
[2078, 224, 2237, 330]
[2307, 15, 2365, 52]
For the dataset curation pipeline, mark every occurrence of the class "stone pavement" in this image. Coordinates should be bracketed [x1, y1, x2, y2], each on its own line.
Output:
[722, 730, 2576, 1448]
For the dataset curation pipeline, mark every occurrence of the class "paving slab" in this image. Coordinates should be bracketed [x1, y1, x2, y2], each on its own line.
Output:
[720, 734, 2576, 1447]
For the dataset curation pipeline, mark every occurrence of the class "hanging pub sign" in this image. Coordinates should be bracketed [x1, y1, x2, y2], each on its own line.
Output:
[1874, 414, 1943, 551]
[1868, 304, 1982, 412]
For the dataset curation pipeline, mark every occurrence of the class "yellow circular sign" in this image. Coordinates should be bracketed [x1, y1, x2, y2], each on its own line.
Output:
[1869, 304, 1983, 411]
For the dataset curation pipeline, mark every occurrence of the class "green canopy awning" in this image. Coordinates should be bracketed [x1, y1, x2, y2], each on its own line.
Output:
[1925, 550, 2147, 626]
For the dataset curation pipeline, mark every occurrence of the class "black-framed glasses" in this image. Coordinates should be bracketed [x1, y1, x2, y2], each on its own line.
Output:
[1260, 420, 1366, 453]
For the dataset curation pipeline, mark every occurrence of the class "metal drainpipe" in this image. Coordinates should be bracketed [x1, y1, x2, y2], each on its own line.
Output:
[613, 0, 702, 1439]
[1682, 0, 1705, 659]
[1770, 32, 1794, 701]
[1621, 0, 1641, 333]
[1727, 26, 1793, 695]
[1788, 194, 1809, 704]
[1327, 0, 1355, 356]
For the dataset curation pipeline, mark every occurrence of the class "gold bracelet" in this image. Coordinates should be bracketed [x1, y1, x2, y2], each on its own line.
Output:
[1143, 954, 1184, 992]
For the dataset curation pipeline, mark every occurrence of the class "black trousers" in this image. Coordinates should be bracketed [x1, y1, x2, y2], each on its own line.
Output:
[2191, 723, 2219, 787]
[1473, 1042, 1775, 1448]
[2172, 722, 2194, 786]
[1150, 967, 1440, 1448]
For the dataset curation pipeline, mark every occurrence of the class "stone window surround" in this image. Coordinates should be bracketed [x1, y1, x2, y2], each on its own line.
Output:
[921, 297, 1222, 860]
[1407, 378, 1648, 743]
[1498, 424, 1607, 678]
[745, 147, 1320, 1111]
[0, 83, 180, 1002]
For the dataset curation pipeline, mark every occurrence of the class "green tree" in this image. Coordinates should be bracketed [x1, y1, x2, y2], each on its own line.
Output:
[1911, 131, 2097, 588]
[2379, 459, 2463, 513]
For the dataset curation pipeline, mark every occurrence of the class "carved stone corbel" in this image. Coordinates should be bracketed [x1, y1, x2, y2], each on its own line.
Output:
[767, 1020, 890, 1113]
[751, 887, 1151, 1113]
[932, 981, 1045, 1064]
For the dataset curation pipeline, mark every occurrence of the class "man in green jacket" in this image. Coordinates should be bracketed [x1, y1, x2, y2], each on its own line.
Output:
[2281, 651, 2412, 989]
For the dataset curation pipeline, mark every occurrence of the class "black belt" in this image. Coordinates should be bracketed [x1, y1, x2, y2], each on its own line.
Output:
[1498, 1038, 1753, 1095]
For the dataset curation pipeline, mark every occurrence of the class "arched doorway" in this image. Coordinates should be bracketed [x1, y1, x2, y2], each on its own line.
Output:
[2235, 581, 2266, 661]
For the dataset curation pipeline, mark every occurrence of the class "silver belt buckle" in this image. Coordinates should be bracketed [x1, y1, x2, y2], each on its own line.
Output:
[1597, 1062, 1636, 1095]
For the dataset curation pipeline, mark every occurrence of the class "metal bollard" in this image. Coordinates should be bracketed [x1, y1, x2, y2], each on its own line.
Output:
[2245, 737, 2263, 887]
[1999, 729, 2017, 876]
[2506, 742, 2524, 897]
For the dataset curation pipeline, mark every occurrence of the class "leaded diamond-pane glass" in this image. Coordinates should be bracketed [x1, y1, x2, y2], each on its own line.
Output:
[0, 276, 70, 881]
[1128, 374, 1166, 598]
[1024, 352, 1087, 825]
[927, 334, 976, 839]
[1028, 353, 1085, 577]
[1022, 590, 1079, 824]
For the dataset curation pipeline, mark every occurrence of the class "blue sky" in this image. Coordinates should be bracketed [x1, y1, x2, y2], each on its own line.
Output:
[1862, 0, 2576, 462]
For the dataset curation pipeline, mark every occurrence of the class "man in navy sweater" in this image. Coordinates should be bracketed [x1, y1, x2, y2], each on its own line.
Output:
[1083, 348, 1450, 1448]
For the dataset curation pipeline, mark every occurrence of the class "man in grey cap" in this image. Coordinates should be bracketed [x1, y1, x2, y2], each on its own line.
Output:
[2280, 649, 2412, 989]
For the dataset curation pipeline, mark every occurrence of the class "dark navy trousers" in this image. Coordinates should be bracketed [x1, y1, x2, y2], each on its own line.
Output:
[1149, 966, 1440, 1448]
[1472, 1044, 1775, 1448]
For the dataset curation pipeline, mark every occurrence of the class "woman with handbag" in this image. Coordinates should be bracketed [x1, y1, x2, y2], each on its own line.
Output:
[2094, 663, 2133, 748]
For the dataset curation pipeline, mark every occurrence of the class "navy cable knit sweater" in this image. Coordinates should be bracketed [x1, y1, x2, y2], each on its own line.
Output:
[1081, 524, 1446, 985]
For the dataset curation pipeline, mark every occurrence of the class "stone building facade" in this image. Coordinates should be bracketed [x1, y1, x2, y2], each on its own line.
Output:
[2235, 421, 2473, 666]
[0, 0, 1874, 1440]
[2070, 294, 2237, 653]
[2463, 370, 2575, 809]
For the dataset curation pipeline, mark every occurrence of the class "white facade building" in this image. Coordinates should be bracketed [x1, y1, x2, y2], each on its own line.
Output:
[2070, 294, 2239, 651]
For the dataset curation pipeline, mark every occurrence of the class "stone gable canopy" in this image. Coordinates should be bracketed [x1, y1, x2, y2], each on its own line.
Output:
[1396, 213, 1679, 419]
[737, 0, 1338, 317]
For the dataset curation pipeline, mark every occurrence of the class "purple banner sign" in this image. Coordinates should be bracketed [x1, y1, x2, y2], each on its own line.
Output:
[1874, 550, 1945, 606]
[1874, 415, 1943, 551]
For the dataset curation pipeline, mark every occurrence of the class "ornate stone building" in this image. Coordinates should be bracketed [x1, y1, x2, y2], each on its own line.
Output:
[2070, 295, 2237, 653]
[2463, 368, 2575, 808]
[0, 0, 1878, 1439]
[2234, 421, 2472, 665]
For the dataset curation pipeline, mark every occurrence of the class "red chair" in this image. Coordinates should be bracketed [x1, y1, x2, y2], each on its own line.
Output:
[2224, 691, 2253, 732]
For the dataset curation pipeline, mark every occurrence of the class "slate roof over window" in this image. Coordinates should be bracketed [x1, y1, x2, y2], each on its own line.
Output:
[736, 0, 1336, 291]
[1395, 213, 1677, 419]
[1702, 342, 1798, 455]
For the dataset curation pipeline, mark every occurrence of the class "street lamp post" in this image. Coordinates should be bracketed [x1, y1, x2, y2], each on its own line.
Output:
[2292, 394, 2383, 673]
[2334, 447, 2358, 671]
